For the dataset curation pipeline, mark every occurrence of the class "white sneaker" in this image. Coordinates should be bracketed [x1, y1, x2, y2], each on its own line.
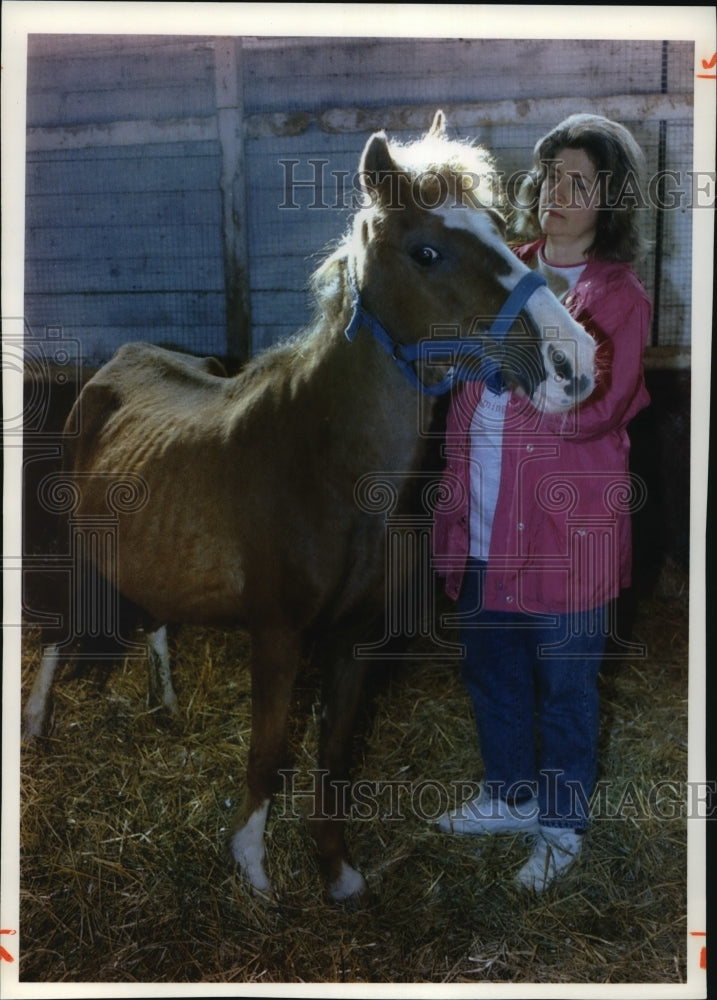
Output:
[435, 786, 540, 836]
[515, 827, 584, 892]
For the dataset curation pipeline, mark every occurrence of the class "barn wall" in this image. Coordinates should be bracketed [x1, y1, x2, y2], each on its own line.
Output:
[20, 35, 697, 587]
[241, 37, 694, 356]
[24, 35, 695, 368]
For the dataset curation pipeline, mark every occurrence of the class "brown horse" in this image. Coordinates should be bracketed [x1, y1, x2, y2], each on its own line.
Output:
[23, 112, 596, 905]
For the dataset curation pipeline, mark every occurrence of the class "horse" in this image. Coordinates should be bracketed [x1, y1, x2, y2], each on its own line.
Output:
[23, 112, 597, 906]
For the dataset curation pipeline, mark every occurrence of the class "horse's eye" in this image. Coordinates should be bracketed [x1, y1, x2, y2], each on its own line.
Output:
[411, 245, 441, 266]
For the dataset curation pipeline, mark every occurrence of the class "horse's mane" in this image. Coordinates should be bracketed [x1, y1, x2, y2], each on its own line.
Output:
[387, 131, 503, 209]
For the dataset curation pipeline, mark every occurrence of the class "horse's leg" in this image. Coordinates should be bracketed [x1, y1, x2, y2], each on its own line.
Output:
[145, 625, 178, 716]
[230, 626, 302, 899]
[23, 643, 61, 739]
[310, 648, 370, 906]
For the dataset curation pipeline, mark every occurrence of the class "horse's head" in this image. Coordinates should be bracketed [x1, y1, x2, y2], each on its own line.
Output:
[345, 111, 597, 413]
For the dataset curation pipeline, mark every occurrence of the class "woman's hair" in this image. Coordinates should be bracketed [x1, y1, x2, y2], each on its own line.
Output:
[513, 114, 651, 262]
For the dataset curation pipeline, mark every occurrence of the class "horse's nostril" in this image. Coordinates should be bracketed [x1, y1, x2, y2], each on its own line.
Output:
[565, 374, 591, 398]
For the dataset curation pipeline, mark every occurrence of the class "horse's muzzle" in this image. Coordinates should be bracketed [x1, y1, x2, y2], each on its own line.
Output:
[497, 308, 548, 398]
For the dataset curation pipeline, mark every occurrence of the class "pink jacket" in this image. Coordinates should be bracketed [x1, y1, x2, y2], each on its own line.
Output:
[433, 240, 652, 613]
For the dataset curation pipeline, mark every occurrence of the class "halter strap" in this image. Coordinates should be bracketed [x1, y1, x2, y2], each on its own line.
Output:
[344, 267, 547, 397]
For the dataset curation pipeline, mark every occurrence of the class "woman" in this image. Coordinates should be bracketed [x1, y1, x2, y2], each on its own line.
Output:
[433, 114, 652, 891]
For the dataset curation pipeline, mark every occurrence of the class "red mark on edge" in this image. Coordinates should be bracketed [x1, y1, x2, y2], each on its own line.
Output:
[691, 931, 707, 970]
[697, 53, 717, 79]
[0, 928, 16, 963]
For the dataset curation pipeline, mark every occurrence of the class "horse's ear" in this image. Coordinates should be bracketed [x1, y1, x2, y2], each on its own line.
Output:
[358, 131, 397, 199]
[429, 109, 446, 138]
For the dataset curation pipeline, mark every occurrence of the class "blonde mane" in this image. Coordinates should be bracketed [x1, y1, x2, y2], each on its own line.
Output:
[388, 131, 503, 211]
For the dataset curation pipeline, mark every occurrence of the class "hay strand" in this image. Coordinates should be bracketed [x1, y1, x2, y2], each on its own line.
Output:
[19, 590, 689, 983]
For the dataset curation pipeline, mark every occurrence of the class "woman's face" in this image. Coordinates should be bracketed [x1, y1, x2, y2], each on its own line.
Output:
[538, 146, 601, 252]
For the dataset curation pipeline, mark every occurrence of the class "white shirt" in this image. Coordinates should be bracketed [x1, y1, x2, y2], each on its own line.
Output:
[468, 388, 509, 560]
[536, 249, 587, 302]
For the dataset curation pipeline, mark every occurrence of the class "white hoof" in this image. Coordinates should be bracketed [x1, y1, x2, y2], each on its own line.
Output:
[22, 704, 48, 741]
[162, 689, 180, 716]
[231, 799, 274, 896]
[328, 861, 368, 906]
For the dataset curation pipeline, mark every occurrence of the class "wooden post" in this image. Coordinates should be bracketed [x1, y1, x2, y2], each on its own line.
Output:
[214, 38, 251, 364]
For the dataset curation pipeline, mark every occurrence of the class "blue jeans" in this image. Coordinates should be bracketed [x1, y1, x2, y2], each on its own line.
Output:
[456, 559, 606, 831]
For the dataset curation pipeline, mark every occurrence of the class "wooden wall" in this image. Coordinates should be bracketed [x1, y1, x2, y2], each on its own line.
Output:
[24, 35, 695, 366]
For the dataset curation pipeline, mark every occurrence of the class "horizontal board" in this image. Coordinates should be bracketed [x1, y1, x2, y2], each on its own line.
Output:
[25, 223, 223, 262]
[26, 140, 222, 162]
[25, 331, 229, 367]
[243, 117, 689, 161]
[25, 190, 221, 230]
[27, 36, 218, 127]
[27, 117, 218, 153]
[27, 41, 214, 95]
[24, 257, 224, 296]
[247, 220, 349, 260]
[28, 83, 216, 129]
[242, 38, 672, 113]
[26, 147, 222, 196]
[248, 255, 325, 292]
[24, 291, 226, 328]
[27, 35, 216, 59]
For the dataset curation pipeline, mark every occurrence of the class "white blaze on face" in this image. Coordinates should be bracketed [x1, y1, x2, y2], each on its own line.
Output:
[434, 205, 596, 411]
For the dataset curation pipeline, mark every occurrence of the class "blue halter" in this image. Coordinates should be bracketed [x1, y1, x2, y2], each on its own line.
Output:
[344, 268, 547, 397]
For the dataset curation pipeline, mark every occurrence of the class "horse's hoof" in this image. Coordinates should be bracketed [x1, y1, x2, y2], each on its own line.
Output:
[146, 691, 179, 716]
[22, 712, 48, 742]
[164, 694, 180, 717]
[234, 866, 279, 907]
[247, 881, 279, 907]
[336, 885, 372, 910]
[230, 809, 275, 901]
[327, 862, 370, 909]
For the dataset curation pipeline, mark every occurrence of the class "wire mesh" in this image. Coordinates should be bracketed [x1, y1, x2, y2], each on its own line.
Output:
[22, 36, 695, 364]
